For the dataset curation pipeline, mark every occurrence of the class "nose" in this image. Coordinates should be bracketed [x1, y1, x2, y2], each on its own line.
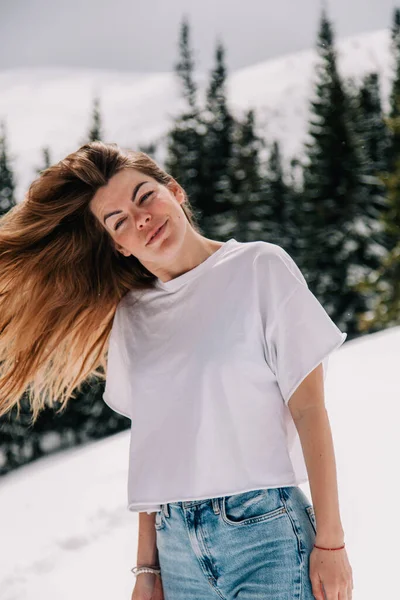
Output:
[137, 213, 151, 230]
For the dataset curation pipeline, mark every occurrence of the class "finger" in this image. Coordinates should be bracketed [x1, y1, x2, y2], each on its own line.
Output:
[321, 581, 330, 600]
[338, 585, 351, 600]
[347, 582, 353, 600]
[310, 577, 326, 600]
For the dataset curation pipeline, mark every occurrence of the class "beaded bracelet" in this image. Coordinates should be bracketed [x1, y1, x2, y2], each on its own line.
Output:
[131, 565, 161, 577]
[314, 543, 345, 551]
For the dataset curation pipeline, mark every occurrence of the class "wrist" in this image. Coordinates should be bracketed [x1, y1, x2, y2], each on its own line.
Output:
[131, 565, 161, 578]
[136, 551, 159, 567]
[314, 532, 345, 547]
[136, 571, 160, 579]
[314, 542, 345, 551]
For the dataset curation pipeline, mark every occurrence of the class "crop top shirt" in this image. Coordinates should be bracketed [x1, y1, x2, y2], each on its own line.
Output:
[103, 238, 347, 513]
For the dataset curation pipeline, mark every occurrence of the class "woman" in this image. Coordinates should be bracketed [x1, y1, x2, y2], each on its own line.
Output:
[0, 141, 353, 600]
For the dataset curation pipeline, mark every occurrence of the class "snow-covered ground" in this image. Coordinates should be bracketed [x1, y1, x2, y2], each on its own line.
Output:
[0, 27, 397, 599]
[0, 325, 398, 599]
[0, 28, 393, 203]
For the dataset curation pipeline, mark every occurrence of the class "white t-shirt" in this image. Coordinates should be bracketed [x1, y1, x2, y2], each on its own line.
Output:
[103, 238, 347, 513]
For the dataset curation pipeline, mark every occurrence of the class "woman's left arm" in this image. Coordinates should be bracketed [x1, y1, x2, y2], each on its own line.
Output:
[288, 362, 354, 600]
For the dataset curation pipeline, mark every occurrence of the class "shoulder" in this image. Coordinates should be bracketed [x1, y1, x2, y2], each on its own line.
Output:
[108, 292, 135, 339]
[233, 240, 306, 287]
[233, 239, 293, 262]
[114, 287, 144, 317]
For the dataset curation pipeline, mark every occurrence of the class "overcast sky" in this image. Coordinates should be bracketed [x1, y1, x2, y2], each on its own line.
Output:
[0, 0, 397, 73]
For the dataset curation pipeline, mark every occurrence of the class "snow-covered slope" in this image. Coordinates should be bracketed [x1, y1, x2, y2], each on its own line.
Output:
[0, 325, 399, 600]
[0, 29, 393, 203]
[228, 29, 392, 161]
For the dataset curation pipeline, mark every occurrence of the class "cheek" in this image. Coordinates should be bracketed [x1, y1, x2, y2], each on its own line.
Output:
[118, 229, 138, 247]
[154, 196, 169, 212]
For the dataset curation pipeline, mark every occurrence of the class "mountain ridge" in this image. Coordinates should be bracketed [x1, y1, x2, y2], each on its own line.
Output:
[0, 27, 392, 200]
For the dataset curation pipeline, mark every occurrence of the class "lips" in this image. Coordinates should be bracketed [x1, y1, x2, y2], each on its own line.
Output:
[146, 221, 166, 245]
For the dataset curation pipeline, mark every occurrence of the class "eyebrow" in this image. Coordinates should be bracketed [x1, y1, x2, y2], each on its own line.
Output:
[103, 180, 148, 225]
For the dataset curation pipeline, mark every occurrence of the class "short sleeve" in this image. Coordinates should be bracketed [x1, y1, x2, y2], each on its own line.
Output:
[103, 305, 133, 420]
[263, 245, 347, 405]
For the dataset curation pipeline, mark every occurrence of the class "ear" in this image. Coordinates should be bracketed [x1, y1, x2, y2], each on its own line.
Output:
[167, 179, 185, 204]
[114, 242, 131, 257]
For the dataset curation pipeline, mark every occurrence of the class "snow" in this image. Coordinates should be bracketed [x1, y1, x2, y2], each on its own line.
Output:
[0, 431, 135, 599]
[0, 29, 393, 203]
[0, 28, 397, 598]
[1, 325, 399, 599]
[228, 29, 393, 160]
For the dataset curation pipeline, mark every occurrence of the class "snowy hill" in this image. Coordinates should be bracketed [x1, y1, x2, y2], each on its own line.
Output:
[0, 324, 399, 599]
[0, 28, 393, 203]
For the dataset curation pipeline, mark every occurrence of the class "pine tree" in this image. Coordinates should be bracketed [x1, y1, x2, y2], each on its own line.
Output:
[202, 40, 235, 216]
[175, 15, 197, 112]
[231, 110, 262, 196]
[219, 109, 264, 241]
[350, 71, 391, 264]
[357, 110, 400, 332]
[346, 72, 395, 333]
[88, 96, 103, 142]
[260, 140, 299, 255]
[165, 17, 204, 223]
[382, 95, 400, 256]
[0, 121, 16, 216]
[356, 73, 390, 175]
[35, 146, 52, 175]
[388, 7, 400, 171]
[301, 11, 373, 336]
[138, 141, 157, 158]
[382, 7, 400, 253]
[0, 398, 32, 473]
[0, 380, 131, 474]
[197, 39, 238, 240]
[357, 245, 400, 332]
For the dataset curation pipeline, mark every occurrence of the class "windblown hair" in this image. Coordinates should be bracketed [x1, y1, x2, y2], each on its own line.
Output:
[0, 141, 200, 423]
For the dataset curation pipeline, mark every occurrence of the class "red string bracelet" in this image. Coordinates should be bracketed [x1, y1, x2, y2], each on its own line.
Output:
[314, 543, 345, 551]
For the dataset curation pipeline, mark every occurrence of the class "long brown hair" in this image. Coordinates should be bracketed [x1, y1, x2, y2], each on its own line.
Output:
[0, 141, 200, 423]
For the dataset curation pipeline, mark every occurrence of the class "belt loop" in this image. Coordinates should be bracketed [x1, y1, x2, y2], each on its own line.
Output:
[212, 497, 220, 514]
[162, 503, 170, 518]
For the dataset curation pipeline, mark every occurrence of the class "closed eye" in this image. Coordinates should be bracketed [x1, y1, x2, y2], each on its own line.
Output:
[114, 191, 153, 230]
[140, 191, 153, 204]
[114, 218, 126, 231]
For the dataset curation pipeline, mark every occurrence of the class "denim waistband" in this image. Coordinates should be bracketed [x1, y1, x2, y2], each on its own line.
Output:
[159, 486, 299, 518]
[161, 496, 221, 517]
[170, 498, 217, 507]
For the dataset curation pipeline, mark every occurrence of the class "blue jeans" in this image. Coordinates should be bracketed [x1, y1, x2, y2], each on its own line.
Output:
[155, 486, 319, 600]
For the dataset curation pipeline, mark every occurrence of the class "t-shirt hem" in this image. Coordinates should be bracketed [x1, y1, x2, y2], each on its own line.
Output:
[102, 394, 131, 420]
[128, 478, 310, 513]
[283, 331, 347, 405]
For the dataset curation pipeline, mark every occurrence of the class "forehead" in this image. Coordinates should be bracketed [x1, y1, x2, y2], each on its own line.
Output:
[90, 168, 154, 216]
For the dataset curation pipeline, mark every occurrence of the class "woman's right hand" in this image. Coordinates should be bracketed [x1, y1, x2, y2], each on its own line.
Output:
[131, 572, 164, 600]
